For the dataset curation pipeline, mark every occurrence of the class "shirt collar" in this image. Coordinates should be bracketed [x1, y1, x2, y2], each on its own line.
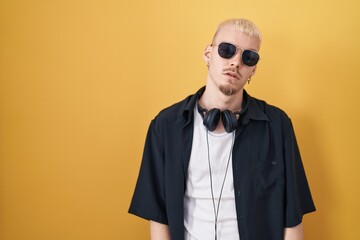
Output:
[241, 91, 270, 124]
[181, 86, 270, 125]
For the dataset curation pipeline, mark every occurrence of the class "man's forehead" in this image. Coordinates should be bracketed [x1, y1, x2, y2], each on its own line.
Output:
[214, 27, 261, 50]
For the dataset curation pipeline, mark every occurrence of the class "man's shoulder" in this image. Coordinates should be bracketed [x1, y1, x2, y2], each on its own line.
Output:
[249, 95, 291, 121]
[154, 93, 195, 122]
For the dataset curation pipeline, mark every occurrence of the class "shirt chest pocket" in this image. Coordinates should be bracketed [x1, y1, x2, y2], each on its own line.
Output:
[255, 159, 284, 198]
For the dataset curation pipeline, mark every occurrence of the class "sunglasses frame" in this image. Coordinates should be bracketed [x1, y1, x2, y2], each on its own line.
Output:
[211, 42, 260, 67]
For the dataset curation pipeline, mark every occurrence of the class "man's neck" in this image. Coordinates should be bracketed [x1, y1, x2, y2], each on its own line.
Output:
[199, 85, 244, 113]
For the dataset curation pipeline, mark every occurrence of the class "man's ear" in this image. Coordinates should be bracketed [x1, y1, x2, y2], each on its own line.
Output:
[202, 45, 212, 63]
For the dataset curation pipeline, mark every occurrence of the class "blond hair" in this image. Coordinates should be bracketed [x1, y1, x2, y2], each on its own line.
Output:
[212, 18, 262, 43]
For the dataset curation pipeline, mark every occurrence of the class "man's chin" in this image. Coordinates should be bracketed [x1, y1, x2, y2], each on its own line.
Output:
[219, 85, 237, 96]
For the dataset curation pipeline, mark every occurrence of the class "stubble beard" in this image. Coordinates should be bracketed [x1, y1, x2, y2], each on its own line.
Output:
[219, 84, 237, 96]
[208, 67, 239, 96]
[219, 67, 241, 96]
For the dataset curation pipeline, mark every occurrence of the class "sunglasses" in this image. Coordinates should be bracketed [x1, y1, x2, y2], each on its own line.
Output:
[212, 42, 260, 67]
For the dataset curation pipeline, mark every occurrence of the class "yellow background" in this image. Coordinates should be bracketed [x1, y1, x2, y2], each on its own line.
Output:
[1, 0, 359, 239]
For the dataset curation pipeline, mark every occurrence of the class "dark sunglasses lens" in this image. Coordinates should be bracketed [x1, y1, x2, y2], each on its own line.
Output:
[218, 43, 237, 59]
[242, 50, 259, 66]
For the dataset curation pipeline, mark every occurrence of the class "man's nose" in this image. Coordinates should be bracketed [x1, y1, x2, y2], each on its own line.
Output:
[230, 51, 242, 68]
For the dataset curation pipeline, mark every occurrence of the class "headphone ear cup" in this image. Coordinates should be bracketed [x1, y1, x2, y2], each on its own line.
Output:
[203, 108, 221, 132]
[221, 110, 238, 133]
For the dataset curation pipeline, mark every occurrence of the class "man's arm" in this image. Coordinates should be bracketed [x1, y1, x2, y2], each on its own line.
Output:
[284, 223, 304, 240]
[150, 220, 170, 240]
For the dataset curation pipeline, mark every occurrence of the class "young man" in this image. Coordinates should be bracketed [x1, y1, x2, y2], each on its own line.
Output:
[129, 18, 316, 240]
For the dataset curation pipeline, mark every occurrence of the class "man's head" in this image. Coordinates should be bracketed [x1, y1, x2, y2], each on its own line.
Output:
[204, 18, 262, 96]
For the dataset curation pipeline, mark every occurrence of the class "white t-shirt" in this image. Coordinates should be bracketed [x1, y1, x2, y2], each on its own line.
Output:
[184, 106, 240, 240]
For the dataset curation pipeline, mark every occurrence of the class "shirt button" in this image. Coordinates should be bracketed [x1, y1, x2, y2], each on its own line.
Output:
[237, 190, 241, 196]
[272, 161, 277, 166]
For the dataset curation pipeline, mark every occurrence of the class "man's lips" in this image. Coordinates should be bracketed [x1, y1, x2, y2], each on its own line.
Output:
[223, 71, 240, 80]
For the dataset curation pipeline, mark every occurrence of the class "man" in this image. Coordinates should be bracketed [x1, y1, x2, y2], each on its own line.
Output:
[129, 18, 316, 240]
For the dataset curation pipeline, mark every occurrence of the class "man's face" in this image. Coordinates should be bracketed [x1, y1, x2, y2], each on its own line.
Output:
[204, 26, 261, 96]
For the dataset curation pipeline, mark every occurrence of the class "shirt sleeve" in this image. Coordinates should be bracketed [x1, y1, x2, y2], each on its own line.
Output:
[128, 118, 168, 224]
[283, 117, 316, 227]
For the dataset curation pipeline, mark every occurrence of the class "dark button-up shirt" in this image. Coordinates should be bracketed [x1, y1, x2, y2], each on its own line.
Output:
[129, 87, 316, 240]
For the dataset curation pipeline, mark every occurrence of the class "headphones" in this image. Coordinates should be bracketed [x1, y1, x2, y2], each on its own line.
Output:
[197, 103, 240, 133]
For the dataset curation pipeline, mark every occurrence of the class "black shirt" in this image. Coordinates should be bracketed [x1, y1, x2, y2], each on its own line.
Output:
[129, 87, 316, 240]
